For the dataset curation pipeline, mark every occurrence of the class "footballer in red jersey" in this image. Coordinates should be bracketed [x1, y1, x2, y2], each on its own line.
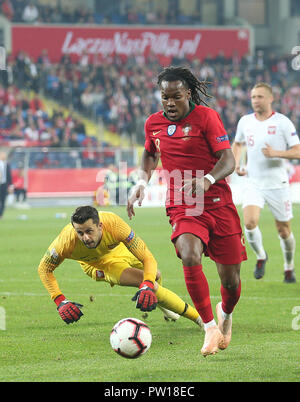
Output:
[144, 102, 234, 210]
[127, 66, 247, 357]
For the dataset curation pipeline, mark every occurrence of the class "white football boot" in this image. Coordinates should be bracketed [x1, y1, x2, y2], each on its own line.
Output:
[158, 305, 180, 322]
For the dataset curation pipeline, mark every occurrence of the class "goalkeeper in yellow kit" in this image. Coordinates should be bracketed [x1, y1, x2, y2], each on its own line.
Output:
[38, 205, 203, 327]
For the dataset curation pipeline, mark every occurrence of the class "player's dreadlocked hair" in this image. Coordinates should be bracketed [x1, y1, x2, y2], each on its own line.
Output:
[157, 66, 212, 106]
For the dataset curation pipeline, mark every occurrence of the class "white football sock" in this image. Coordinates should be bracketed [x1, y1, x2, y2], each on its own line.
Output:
[244, 226, 266, 260]
[279, 232, 295, 271]
[220, 304, 232, 320]
[203, 319, 217, 331]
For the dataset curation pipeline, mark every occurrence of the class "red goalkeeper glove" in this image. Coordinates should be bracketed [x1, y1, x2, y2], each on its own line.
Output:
[132, 280, 158, 312]
[54, 294, 83, 324]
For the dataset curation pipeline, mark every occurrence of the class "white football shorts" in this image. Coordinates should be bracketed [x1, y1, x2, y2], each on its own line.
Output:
[242, 181, 293, 222]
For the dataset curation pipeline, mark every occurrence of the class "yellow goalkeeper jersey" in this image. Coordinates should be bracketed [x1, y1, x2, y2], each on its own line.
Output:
[38, 211, 157, 300]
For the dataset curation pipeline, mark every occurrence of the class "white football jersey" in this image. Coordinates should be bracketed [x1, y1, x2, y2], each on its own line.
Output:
[235, 112, 299, 189]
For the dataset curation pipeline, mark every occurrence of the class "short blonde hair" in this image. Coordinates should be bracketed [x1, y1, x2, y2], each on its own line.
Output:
[252, 82, 273, 95]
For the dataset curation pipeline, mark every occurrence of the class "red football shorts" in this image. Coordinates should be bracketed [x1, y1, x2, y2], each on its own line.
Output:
[167, 203, 247, 265]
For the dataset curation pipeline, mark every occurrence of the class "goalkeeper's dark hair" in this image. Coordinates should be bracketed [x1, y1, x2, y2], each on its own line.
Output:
[157, 66, 211, 106]
[71, 205, 100, 225]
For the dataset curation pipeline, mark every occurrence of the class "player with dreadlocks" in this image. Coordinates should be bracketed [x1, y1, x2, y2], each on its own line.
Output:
[127, 65, 247, 357]
[157, 66, 212, 106]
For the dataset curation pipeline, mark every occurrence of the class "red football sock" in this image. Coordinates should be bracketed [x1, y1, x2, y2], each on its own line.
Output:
[183, 264, 214, 323]
[220, 280, 241, 315]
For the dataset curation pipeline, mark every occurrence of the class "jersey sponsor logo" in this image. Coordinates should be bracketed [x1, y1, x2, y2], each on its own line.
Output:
[291, 132, 297, 136]
[216, 134, 229, 143]
[152, 130, 161, 136]
[167, 125, 177, 136]
[125, 229, 135, 242]
[267, 126, 276, 135]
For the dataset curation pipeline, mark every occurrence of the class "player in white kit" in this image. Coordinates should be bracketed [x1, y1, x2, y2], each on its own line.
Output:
[232, 83, 300, 282]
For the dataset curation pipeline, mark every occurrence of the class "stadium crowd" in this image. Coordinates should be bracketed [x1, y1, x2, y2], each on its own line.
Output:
[1, 0, 204, 26]
[0, 80, 91, 147]
[1, 1, 299, 153]
[1, 48, 299, 150]
[2, 0, 300, 26]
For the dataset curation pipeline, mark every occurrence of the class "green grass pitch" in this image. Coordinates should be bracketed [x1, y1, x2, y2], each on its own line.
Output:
[1, 204, 300, 382]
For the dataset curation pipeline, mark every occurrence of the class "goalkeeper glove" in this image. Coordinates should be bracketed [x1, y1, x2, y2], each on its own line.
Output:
[54, 294, 83, 324]
[132, 280, 158, 312]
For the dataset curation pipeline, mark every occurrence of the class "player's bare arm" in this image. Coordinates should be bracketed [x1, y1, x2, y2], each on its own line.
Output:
[262, 143, 300, 159]
[182, 148, 236, 194]
[127, 149, 159, 219]
[208, 148, 236, 182]
[232, 142, 247, 176]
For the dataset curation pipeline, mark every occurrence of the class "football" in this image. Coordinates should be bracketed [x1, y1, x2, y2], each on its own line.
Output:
[110, 317, 152, 359]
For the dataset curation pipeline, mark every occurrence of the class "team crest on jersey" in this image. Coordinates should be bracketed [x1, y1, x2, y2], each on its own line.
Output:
[167, 125, 177, 136]
[182, 124, 192, 140]
[267, 126, 276, 135]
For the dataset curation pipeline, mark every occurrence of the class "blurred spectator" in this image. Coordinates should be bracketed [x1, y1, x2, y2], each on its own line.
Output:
[1, 0, 14, 20]
[13, 167, 27, 203]
[0, 151, 12, 219]
[22, 0, 39, 23]
[68, 131, 81, 147]
[37, 49, 51, 70]
[82, 139, 98, 167]
[24, 120, 39, 141]
[29, 94, 44, 113]
[11, 0, 26, 21]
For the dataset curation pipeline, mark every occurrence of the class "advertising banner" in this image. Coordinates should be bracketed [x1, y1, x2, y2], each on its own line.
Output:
[12, 25, 251, 63]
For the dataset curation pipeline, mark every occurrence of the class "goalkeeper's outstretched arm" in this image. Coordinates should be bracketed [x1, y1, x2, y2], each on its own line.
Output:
[38, 246, 83, 324]
[38, 249, 64, 301]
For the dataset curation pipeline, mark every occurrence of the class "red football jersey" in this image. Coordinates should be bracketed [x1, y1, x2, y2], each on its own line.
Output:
[144, 103, 233, 210]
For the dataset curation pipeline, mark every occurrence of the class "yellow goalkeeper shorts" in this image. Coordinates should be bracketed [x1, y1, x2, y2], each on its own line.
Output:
[79, 250, 143, 286]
